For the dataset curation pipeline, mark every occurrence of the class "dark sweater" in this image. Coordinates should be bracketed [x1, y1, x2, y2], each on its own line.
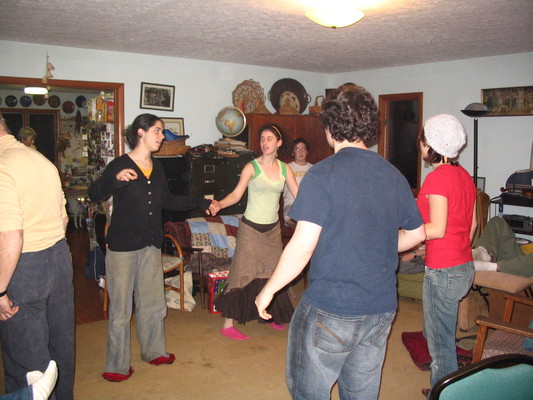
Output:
[89, 154, 211, 251]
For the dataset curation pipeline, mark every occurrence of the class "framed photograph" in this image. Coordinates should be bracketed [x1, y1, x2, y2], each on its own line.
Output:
[481, 86, 533, 116]
[140, 82, 175, 112]
[161, 117, 185, 136]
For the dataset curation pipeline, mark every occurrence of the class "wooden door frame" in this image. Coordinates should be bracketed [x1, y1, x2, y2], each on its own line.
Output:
[0, 76, 125, 157]
[378, 92, 423, 192]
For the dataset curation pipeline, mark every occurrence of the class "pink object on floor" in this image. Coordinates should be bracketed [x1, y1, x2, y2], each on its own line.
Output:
[102, 367, 134, 382]
[267, 322, 286, 331]
[148, 353, 175, 366]
[220, 326, 249, 340]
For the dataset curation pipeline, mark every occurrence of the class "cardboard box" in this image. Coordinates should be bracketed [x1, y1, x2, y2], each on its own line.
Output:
[208, 270, 229, 314]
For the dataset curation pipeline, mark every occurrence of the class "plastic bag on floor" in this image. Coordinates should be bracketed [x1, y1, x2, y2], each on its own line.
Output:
[165, 271, 196, 312]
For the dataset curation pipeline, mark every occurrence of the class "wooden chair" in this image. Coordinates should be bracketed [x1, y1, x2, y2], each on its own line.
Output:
[472, 293, 533, 363]
[102, 232, 187, 314]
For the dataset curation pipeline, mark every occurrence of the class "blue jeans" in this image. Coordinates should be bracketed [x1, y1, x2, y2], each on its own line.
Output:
[287, 299, 395, 400]
[0, 239, 74, 400]
[423, 262, 474, 387]
[0, 387, 32, 400]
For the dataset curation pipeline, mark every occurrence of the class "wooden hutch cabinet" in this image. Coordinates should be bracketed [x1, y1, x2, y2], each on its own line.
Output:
[244, 113, 333, 164]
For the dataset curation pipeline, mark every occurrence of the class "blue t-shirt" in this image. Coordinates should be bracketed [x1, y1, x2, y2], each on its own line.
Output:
[289, 147, 422, 316]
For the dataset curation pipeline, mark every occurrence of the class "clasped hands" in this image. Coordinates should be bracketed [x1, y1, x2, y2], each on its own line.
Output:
[208, 200, 221, 216]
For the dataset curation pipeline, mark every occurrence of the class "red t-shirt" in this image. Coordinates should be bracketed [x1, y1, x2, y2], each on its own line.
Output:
[417, 164, 476, 269]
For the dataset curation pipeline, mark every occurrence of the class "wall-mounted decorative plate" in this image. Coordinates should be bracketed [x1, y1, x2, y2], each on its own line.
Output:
[268, 78, 311, 114]
[20, 95, 32, 107]
[48, 95, 60, 108]
[62, 101, 75, 114]
[75, 95, 87, 108]
[5, 95, 18, 107]
[232, 79, 266, 113]
[33, 95, 47, 106]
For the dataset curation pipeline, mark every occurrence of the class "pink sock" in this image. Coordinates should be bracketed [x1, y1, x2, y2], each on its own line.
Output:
[267, 322, 286, 331]
[220, 326, 249, 340]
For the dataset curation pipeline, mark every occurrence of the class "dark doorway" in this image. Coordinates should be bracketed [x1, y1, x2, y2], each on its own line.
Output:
[378, 92, 423, 192]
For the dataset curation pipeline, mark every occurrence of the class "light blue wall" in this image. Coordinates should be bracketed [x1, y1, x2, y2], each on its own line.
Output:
[1, 40, 532, 217]
[332, 52, 533, 217]
[0, 40, 328, 146]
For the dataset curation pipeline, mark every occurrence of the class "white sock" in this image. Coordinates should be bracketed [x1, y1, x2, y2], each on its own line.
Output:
[27, 360, 58, 400]
[474, 260, 498, 272]
[472, 246, 492, 262]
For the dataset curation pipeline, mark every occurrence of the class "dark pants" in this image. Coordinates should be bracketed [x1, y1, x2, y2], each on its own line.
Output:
[0, 239, 75, 400]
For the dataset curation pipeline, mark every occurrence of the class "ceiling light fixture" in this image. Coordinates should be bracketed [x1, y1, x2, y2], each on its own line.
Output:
[306, 6, 364, 29]
[24, 86, 48, 95]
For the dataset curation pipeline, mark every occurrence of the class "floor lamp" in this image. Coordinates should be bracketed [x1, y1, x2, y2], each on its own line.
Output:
[461, 103, 490, 187]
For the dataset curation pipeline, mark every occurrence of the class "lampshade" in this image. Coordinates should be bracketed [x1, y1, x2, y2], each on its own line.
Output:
[461, 102, 489, 118]
[24, 86, 48, 95]
[306, 6, 364, 28]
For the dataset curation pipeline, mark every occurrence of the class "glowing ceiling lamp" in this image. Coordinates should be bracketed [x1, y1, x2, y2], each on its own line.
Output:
[306, 6, 364, 28]
[24, 86, 48, 95]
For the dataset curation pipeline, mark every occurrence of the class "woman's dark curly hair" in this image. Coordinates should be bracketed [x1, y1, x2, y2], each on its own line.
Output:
[125, 113, 162, 149]
[319, 83, 378, 145]
[258, 123, 293, 159]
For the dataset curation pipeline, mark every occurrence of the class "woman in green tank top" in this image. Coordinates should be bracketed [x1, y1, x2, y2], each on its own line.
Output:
[212, 124, 299, 340]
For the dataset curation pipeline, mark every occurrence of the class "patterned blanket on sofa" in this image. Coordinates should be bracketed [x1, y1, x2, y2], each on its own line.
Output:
[186, 215, 240, 258]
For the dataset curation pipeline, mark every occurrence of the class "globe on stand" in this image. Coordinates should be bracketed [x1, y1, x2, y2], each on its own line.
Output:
[215, 106, 246, 137]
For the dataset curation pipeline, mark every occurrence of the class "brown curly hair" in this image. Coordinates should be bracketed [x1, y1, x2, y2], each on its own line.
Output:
[319, 83, 378, 145]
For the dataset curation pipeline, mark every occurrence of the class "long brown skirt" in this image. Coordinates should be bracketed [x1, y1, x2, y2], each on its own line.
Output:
[214, 220, 294, 324]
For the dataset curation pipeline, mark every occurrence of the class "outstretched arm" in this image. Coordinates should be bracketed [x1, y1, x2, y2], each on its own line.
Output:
[217, 163, 254, 210]
[398, 224, 426, 253]
[256, 220, 321, 320]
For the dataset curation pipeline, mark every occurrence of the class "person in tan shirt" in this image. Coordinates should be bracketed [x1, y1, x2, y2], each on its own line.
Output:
[0, 112, 74, 400]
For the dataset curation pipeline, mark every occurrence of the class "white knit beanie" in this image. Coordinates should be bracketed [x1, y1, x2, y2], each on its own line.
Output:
[424, 114, 466, 159]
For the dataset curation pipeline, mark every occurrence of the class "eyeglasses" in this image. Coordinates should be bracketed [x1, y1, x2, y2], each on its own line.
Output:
[294, 148, 307, 152]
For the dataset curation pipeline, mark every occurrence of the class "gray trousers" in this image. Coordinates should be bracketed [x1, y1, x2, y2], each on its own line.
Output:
[475, 217, 533, 277]
[104, 246, 168, 374]
[0, 239, 75, 400]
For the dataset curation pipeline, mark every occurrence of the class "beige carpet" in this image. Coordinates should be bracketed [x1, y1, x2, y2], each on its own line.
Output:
[2, 280, 434, 399]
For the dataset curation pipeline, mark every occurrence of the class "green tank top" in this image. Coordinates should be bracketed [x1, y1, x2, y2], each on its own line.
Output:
[244, 159, 287, 224]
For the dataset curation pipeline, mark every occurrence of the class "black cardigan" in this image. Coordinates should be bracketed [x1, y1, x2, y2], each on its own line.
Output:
[89, 154, 211, 251]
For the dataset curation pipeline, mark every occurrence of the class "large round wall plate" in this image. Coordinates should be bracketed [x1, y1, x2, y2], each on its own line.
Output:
[48, 95, 60, 108]
[215, 106, 247, 137]
[33, 94, 47, 106]
[62, 101, 75, 114]
[5, 95, 18, 107]
[76, 95, 87, 107]
[20, 95, 32, 107]
[232, 79, 265, 113]
[268, 78, 311, 114]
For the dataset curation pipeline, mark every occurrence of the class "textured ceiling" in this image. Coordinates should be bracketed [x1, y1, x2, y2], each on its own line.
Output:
[1, 0, 532, 74]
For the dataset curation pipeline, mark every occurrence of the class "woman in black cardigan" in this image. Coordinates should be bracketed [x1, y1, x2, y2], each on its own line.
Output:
[89, 113, 215, 382]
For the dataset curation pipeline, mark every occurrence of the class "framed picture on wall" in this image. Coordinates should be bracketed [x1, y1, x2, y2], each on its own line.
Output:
[161, 117, 185, 136]
[481, 86, 533, 116]
[140, 82, 175, 112]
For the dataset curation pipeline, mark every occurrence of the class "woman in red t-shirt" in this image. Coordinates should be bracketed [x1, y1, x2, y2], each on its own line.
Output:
[417, 114, 477, 394]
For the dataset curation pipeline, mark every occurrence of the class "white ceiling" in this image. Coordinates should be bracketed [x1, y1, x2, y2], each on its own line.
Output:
[1, 0, 532, 74]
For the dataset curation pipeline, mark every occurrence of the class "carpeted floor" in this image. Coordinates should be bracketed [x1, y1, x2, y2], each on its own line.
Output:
[73, 286, 434, 400]
[1, 279, 438, 399]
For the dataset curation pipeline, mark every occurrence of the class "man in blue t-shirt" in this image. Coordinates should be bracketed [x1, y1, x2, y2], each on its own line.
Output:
[256, 84, 425, 400]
